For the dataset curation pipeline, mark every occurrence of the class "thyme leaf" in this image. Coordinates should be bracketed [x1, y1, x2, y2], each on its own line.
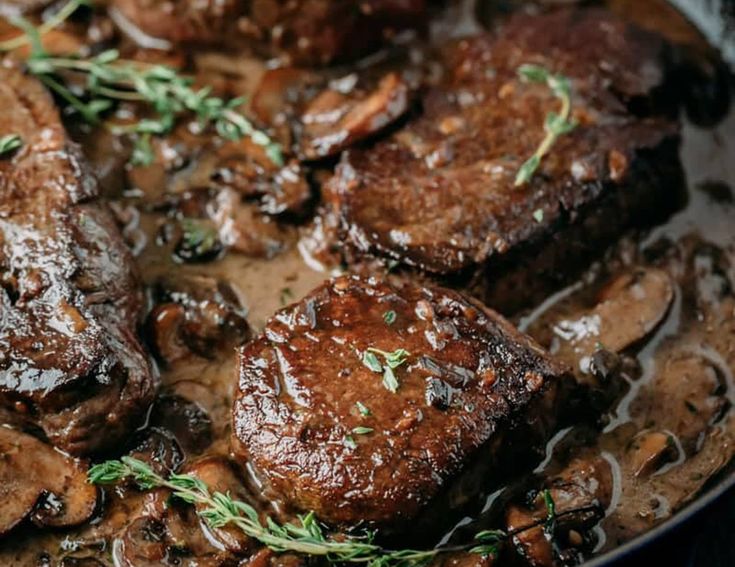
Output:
[178, 218, 220, 259]
[352, 426, 374, 435]
[355, 401, 371, 416]
[514, 64, 577, 186]
[0, 0, 90, 52]
[362, 347, 410, 393]
[382, 366, 399, 393]
[543, 489, 556, 535]
[362, 351, 383, 373]
[0, 134, 22, 157]
[383, 310, 397, 325]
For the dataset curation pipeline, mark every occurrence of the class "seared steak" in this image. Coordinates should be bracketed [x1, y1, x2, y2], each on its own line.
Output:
[325, 8, 683, 313]
[111, 0, 427, 65]
[0, 64, 155, 455]
[232, 275, 571, 530]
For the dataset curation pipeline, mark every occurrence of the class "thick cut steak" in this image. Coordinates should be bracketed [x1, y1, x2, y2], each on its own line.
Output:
[0, 63, 156, 455]
[232, 276, 571, 530]
[111, 0, 427, 65]
[325, 9, 683, 312]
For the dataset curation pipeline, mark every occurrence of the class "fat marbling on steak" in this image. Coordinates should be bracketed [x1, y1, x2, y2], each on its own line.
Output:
[0, 63, 155, 455]
[325, 8, 683, 312]
[232, 275, 571, 530]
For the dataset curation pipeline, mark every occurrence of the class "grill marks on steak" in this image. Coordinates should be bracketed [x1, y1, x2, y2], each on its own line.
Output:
[232, 275, 571, 529]
[0, 64, 155, 455]
[325, 9, 682, 305]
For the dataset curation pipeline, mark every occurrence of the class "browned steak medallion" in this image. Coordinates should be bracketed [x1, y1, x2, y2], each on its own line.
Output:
[232, 275, 571, 530]
[325, 8, 683, 311]
[0, 64, 156, 455]
[111, 0, 427, 65]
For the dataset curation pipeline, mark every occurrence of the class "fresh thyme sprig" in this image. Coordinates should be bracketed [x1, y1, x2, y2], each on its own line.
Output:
[0, 0, 89, 52]
[0, 134, 22, 157]
[0, 0, 283, 167]
[514, 64, 577, 186]
[87, 457, 507, 566]
[362, 347, 410, 393]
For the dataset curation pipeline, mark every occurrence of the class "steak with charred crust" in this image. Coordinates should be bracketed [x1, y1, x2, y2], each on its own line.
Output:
[0, 63, 156, 455]
[232, 275, 571, 531]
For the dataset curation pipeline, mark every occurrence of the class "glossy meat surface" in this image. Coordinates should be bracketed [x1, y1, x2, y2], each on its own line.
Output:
[111, 0, 427, 65]
[0, 64, 155, 455]
[232, 275, 570, 529]
[326, 9, 680, 282]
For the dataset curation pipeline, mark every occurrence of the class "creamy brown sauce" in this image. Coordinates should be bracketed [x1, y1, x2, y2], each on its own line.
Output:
[0, 0, 733, 565]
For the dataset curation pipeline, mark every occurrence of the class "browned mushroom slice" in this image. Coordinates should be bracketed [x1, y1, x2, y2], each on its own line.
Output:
[147, 273, 250, 365]
[631, 352, 729, 453]
[549, 268, 674, 370]
[184, 457, 256, 554]
[0, 427, 97, 535]
[300, 72, 410, 160]
[115, 486, 235, 566]
[505, 455, 612, 567]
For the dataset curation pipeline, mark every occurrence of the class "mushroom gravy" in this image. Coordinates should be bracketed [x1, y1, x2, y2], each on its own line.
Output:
[0, 0, 733, 565]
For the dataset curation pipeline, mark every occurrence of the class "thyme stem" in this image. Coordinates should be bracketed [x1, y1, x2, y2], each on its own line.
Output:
[0, 0, 89, 51]
[89, 457, 590, 566]
[514, 64, 577, 187]
[0, 1, 283, 167]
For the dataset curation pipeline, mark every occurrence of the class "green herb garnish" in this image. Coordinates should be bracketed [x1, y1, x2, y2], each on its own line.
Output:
[355, 401, 371, 416]
[88, 457, 508, 565]
[532, 208, 544, 223]
[343, 435, 357, 450]
[89, 457, 593, 565]
[542, 489, 556, 535]
[0, 134, 22, 157]
[383, 310, 397, 325]
[514, 64, 576, 186]
[178, 218, 219, 259]
[352, 426, 374, 435]
[382, 366, 399, 393]
[362, 347, 410, 393]
[0, 0, 89, 52]
[367, 347, 409, 369]
[1, 1, 283, 167]
[362, 351, 383, 373]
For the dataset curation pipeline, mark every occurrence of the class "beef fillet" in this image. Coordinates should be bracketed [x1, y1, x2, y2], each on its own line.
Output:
[232, 275, 571, 531]
[0, 63, 155, 455]
[324, 8, 684, 313]
[111, 0, 427, 66]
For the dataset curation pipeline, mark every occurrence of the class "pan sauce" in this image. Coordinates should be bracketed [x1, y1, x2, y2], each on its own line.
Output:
[0, 0, 733, 564]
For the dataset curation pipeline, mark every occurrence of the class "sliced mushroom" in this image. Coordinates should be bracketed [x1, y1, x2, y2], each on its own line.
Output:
[149, 393, 214, 455]
[147, 274, 251, 365]
[505, 455, 612, 567]
[115, 488, 235, 566]
[550, 268, 674, 370]
[300, 72, 410, 160]
[0, 427, 97, 535]
[626, 430, 679, 478]
[184, 457, 257, 554]
[631, 352, 728, 453]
